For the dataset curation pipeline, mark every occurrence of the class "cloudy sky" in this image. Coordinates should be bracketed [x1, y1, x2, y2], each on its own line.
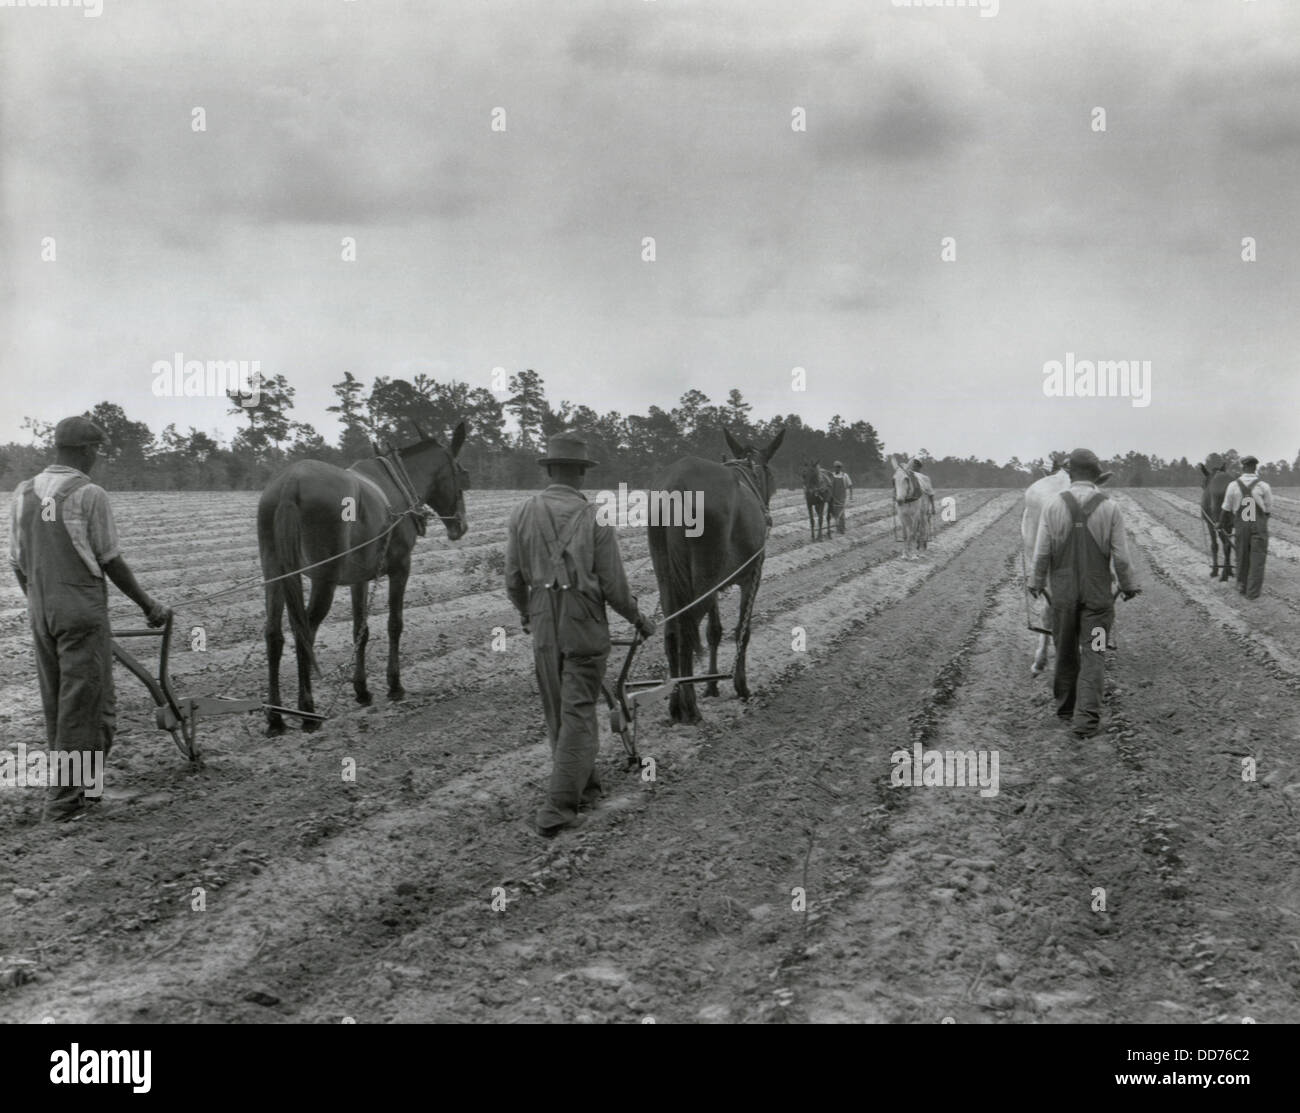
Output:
[2, 0, 1297, 465]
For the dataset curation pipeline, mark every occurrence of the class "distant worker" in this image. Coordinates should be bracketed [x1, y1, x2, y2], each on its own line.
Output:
[505, 430, 655, 838]
[7, 417, 171, 823]
[910, 458, 936, 549]
[1219, 455, 1272, 600]
[1028, 448, 1140, 739]
[829, 460, 853, 536]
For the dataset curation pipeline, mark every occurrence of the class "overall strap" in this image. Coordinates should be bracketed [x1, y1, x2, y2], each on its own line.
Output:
[1061, 489, 1107, 604]
[54, 475, 90, 502]
[538, 496, 592, 590]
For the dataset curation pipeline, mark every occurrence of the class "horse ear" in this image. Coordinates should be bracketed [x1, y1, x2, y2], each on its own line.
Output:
[451, 420, 467, 457]
[371, 439, 381, 456]
[723, 427, 745, 459]
[1197, 463, 1209, 478]
[411, 420, 427, 441]
[761, 427, 786, 462]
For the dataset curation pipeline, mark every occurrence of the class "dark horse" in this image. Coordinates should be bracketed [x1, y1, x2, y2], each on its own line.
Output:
[1198, 454, 1235, 581]
[257, 421, 469, 734]
[647, 426, 785, 724]
[802, 459, 832, 540]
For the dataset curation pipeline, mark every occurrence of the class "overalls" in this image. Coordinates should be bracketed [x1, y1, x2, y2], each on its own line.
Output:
[1232, 478, 1269, 599]
[528, 499, 608, 831]
[17, 475, 115, 818]
[1049, 491, 1114, 733]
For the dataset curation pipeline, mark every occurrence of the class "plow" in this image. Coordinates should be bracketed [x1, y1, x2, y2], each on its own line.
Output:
[111, 614, 325, 765]
[602, 632, 732, 770]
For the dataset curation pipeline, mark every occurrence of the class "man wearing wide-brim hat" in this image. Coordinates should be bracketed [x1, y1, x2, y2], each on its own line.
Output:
[8, 416, 171, 822]
[505, 430, 655, 837]
[1027, 448, 1140, 739]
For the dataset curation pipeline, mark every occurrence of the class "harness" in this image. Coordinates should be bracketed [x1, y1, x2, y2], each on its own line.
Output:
[897, 470, 922, 504]
[726, 455, 772, 527]
[349, 451, 430, 537]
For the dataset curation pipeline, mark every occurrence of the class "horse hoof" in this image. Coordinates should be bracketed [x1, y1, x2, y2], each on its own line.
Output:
[704, 684, 719, 697]
[302, 718, 322, 733]
[355, 690, 373, 706]
[388, 687, 406, 702]
[734, 683, 750, 700]
[265, 721, 286, 738]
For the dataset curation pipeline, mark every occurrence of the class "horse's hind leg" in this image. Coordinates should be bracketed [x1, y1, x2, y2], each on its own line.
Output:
[299, 578, 336, 731]
[733, 566, 763, 700]
[265, 584, 287, 736]
[386, 564, 409, 700]
[670, 616, 702, 724]
[350, 583, 372, 705]
[704, 596, 723, 697]
[1206, 519, 1220, 577]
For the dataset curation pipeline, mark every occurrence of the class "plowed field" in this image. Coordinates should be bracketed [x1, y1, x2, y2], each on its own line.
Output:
[2, 486, 1298, 1024]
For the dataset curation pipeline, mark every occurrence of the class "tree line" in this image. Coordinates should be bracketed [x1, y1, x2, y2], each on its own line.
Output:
[2, 370, 1296, 492]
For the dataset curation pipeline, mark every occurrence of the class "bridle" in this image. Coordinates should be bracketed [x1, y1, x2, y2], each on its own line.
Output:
[394, 442, 467, 527]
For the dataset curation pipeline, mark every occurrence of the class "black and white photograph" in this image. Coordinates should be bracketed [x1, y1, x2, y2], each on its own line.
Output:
[1, 0, 1297, 1063]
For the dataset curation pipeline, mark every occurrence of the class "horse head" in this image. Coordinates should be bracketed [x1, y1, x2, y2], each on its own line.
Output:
[401, 420, 470, 541]
[725, 426, 785, 507]
[1198, 452, 1227, 488]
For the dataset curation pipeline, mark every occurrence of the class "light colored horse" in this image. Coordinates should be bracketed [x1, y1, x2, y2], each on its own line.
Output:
[1021, 464, 1070, 672]
[890, 456, 930, 559]
[1020, 456, 1112, 674]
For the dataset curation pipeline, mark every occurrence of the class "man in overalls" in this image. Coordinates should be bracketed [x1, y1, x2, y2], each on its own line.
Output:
[829, 461, 852, 535]
[505, 430, 655, 837]
[8, 417, 171, 822]
[1218, 455, 1272, 600]
[1028, 448, 1141, 739]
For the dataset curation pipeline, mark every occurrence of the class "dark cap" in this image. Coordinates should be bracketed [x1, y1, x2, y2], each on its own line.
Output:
[537, 429, 599, 469]
[1240, 455, 1259, 471]
[1065, 447, 1102, 476]
[54, 416, 107, 448]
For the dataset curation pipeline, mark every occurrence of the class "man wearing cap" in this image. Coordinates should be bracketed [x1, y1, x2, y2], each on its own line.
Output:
[8, 416, 171, 822]
[828, 461, 853, 536]
[1028, 448, 1140, 739]
[1219, 455, 1272, 600]
[505, 430, 656, 837]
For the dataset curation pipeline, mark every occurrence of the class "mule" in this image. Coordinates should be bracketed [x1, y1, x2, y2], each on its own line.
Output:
[1198, 456, 1235, 581]
[802, 459, 832, 540]
[890, 456, 930, 559]
[647, 426, 785, 724]
[258, 421, 469, 733]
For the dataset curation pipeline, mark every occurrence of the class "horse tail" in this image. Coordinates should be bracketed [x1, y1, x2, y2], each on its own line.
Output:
[274, 492, 320, 677]
[664, 533, 702, 666]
